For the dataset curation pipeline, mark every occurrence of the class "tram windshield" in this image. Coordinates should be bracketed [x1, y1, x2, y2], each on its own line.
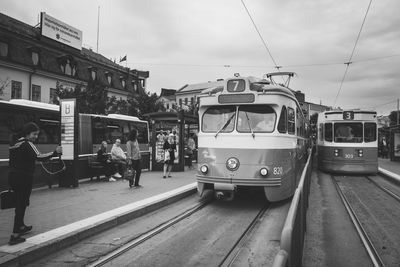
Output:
[202, 106, 236, 133]
[237, 105, 276, 133]
[334, 123, 363, 143]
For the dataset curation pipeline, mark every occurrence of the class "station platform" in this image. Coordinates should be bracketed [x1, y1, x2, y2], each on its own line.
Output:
[0, 166, 198, 266]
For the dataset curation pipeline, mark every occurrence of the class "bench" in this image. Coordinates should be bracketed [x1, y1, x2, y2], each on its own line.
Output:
[88, 155, 105, 181]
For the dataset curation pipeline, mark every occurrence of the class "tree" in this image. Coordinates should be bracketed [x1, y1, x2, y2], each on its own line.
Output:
[55, 79, 109, 114]
[389, 110, 400, 126]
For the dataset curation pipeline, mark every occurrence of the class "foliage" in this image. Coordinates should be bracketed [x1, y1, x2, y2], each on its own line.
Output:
[54, 79, 108, 114]
[389, 110, 400, 126]
[54, 79, 165, 119]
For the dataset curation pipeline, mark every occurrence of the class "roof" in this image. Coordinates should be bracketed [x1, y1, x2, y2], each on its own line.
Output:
[176, 80, 225, 94]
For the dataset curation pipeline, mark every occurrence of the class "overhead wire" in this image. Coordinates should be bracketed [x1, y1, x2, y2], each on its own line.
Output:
[333, 0, 373, 107]
[240, 0, 280, 70]
[126, 54, 399, 69]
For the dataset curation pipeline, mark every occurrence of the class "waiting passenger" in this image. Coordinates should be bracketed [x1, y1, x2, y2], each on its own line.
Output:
[163, 134, 176, 178]
[97, 141, 116, 182]
[111, 139, 127, 179]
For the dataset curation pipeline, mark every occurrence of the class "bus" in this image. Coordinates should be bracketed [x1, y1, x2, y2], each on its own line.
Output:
[0, 99, 150, 189]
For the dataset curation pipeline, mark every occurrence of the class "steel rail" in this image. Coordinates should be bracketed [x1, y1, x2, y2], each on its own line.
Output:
[219, 204, 271, 267]
[366, 175, 400, 204]
[87, 199, 211, 267]
[331, 176, 385, 267]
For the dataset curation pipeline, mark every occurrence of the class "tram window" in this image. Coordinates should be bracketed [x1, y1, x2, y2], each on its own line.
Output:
[202, 106, 236, 133]
[132, 122, 149, 144]
[334, 123, 362, 143]
[237, 105, 276, 133]
[287, 107, 295, 134]
[277, 106, 287, 133]
[37, 115, 60, 144]
[364, 123, 377, 142]
[324, 123, 333, 142]
[92, 118, 107, 144]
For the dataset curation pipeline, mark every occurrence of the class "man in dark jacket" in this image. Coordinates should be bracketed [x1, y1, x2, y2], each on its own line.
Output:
[8, 122, 62, 245]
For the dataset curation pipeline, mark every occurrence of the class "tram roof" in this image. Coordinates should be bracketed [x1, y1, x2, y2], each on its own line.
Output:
[198, 76, 297, 104]
[0, 99, 59, 111]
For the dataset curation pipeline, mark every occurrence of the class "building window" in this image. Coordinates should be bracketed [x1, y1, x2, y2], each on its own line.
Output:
[0, 41, 8, 57]
[179, 98, 182, 107]
[32, 84, 41, 102]
[87, 67, 97, 80]
[166, 103, 170, 110]
[11, 81, 22, 99]
[190, 97, 194, 106]
[49, 88, 58, 104]
[105, 72, 113, 85]
[31, 51, 40, 66]
[59, 57, 77, 76]
[185, 98, 188, 105]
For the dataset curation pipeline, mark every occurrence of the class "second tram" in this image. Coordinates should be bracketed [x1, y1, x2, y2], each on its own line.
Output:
[317, 109, 378, 174]
[196, 75, 308, 201]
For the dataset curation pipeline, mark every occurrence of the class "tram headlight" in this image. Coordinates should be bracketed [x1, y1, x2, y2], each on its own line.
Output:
[200, 165, 208, 174]
[358, 149, 363, 157]
[260, 167, 269, 177]
[334, 149, 339, 157]
[226, 157, 240, 171]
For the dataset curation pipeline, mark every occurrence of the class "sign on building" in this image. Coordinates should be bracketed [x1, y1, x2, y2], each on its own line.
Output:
[40, 12, 82, 50]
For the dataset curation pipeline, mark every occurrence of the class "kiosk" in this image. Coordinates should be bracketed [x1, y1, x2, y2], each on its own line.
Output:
[145, 111, 198, 171]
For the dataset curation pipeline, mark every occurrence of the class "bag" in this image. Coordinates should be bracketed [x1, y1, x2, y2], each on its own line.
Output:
[164, 150, 170, 161]
[124, 166, 135, 182]
[1, 189, 16, 210]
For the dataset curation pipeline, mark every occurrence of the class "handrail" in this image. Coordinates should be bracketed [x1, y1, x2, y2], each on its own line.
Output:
[272, 147, 313, 267]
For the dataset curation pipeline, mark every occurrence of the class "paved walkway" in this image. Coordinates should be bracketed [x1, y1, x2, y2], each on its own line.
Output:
[0, 166, 197, 247]
[378, 157, 400, 175]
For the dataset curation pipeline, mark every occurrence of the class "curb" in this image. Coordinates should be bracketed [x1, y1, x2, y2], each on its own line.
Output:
[378, 167, 400, 183]
[0, 183, 197, 267]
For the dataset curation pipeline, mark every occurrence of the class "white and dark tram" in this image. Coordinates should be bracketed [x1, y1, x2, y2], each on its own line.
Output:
[317, 109, 378, 174]
[196, 74, 308, 201]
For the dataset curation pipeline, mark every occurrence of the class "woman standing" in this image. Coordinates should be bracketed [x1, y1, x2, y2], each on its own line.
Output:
[8, 122, 62, 245]
[126, 130, 142, 188]
[163, 134, 176, 178]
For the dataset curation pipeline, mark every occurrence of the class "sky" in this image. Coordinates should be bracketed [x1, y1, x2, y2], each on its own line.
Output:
[1, 0, 399, 116]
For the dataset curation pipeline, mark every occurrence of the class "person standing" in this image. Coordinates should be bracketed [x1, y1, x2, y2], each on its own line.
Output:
[110, 139, 127, 179]
[126, 131, 142, 188]
[187, 134, 196, 169]
[163, 134, 176, 178]
[8, 122, 62, 245]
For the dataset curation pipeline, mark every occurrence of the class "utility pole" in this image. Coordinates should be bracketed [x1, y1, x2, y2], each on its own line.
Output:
[397, 98, 399, 126]
[96, 6, 100, 53]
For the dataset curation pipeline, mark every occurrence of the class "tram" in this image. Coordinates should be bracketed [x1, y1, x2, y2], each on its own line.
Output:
[0, 99, 150, 189]
[317, 109, 378, 174]
[196, 74, 308, 201]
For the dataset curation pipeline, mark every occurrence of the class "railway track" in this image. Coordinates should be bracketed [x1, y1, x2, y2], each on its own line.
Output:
[365, 174, 400, 203]
[331, 175, 385, 267]
[219, 204, 271, 267]
[85, 191, 287, 267]
[87, 199, 211, 267]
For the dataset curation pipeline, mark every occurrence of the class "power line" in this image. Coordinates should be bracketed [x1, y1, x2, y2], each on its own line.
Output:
[333, 0, 373, 107]
[240, 0, 280, 70]
[126, 53, 399, 69]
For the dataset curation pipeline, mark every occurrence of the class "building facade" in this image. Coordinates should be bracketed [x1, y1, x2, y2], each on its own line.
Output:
[0, 12, 149, 104]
